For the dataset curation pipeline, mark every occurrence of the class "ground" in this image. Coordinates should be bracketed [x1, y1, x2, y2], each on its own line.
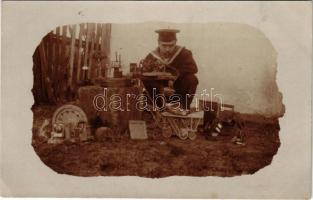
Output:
[32, 104, 281, 178]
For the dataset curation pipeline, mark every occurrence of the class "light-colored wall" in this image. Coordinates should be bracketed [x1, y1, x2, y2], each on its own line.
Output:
[110, 22, 284, 117]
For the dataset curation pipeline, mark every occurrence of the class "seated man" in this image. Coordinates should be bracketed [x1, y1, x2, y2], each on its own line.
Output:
[142, 29, 198, 110]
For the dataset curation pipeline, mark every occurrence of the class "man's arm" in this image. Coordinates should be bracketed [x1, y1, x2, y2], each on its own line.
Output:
[176, 49, 198, 76]
[142, 53, 155, 72]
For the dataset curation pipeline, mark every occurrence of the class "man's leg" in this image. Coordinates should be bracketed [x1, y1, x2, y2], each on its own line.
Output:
[142, 80, 167, 108]
[174, 74, 198, 109]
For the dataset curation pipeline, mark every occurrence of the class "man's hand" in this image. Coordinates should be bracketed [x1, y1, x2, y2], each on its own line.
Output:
[165, 65, 179, 78]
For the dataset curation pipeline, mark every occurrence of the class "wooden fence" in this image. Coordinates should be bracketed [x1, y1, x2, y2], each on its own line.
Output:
[32, 23, 112, 105]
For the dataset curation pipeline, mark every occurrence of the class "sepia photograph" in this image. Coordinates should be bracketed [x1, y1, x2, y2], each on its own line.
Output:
[1, 1, 311, 198]
[31, 22, 284, 177]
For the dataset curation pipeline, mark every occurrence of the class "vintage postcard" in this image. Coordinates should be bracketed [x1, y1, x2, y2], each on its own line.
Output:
[1, 1, 312, 198]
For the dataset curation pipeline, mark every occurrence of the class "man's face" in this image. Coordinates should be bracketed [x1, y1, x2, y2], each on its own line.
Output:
[158, 40, 177, 58]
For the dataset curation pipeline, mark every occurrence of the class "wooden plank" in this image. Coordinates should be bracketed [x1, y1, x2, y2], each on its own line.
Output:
[88, 23, 96, 79]
[76, 23, 84, 82]
[43, 34, 49, 65]
[100, 24, 106, 53]
[68, 25, 73, 36]
[100, 24, 108, 77]
[68, 24, 77, 87]
[106, 24, 112, 76]
[55, 27, 61, 78]
[54, 26, 61, 100]
[51, 31, 56, 85]
[39, 42, 50, 102]
[92, 24, 101, 79]
[45, 31, 55, 103]
[83, 23, 92, 80]
[60, 25, 68, 100]
[38, 42, 55, 103]
[61, 25, 68, 64]
[32, 48, 43, 104]
[46, 32, 54, 79]
[105, 24, 112, 60]
[95, 23, 102, 51]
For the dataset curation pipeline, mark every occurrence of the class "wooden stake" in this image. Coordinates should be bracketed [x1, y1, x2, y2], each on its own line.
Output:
[51, 31, 56, 85]
[106, 24, 112, 60]
[88, 23, 96, 79]
[68, 24, 77, 87]
[76, 23, 84, 82]
[39, 42, 55, 103]
[61, 25, 68, 99]
[46, 32, 54, 79]
[100, 24, 108, 77]
[100, 23, 106, 53]
[95, 23, 102, 51]
[83, 23, 92, 80]
[54, 26, 61, 100]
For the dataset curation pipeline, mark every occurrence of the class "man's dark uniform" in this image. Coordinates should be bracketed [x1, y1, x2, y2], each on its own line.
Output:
[142, 45, 198, 109]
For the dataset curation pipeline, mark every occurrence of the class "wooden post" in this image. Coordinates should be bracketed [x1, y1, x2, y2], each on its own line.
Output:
[101, 24, 108, 77]
[46, 31, 56, 103]
[105, 24, 111, 61]
[60, 25, 68, 100]
[43, 34, 49, 75]
[54, 27, 61, 100]
[100, 24, 106, 54]
[32, 48, 43, 104]
[88, 23, 96, 79]
[76, 23, 84, 82]
[83, 23, 92, 80]
[51, 31, 56, 88]
[38, 42, 55, 103]
[68, 24, 77, 88]
[95, 23, 102, 51]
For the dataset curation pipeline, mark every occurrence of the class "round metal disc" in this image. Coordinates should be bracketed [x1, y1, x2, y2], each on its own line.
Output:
[52, 104, 88, 126]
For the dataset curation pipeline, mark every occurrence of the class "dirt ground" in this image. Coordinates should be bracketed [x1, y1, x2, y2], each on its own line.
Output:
[32, 105, 281, 178]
